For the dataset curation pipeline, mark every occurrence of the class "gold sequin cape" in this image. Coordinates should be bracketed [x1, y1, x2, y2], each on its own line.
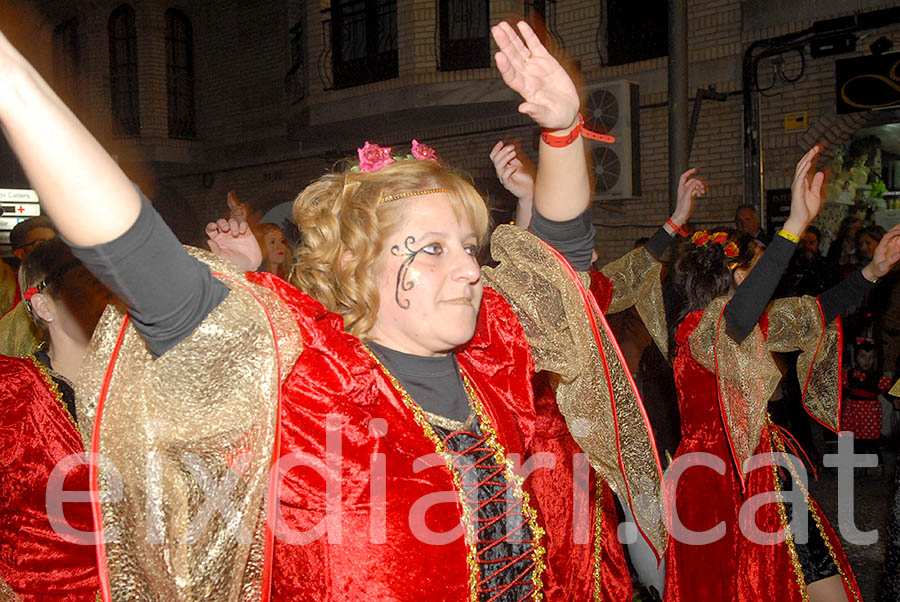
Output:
[76, 249, 302, 602]
[687, 296, 842, 490]
[487, 226, 667, 557]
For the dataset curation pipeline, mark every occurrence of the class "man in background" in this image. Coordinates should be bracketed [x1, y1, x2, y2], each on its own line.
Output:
[735, 203, 770, 247]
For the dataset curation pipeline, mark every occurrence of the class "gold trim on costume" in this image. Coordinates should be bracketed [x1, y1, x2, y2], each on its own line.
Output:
[421, 407, 476, 432]
[27, 354, 78, 431]
[0, 575, 22, 601]
[483, 225, 667, 556]
[364, 346, 548, 600]
[461, 372, 547, 600]
[769, 439, 809, 601]
[75, 246, 302, 601]
[769, 425, 861, 602]
[592, 474, 605, 602]
[364, 346, 480, 602]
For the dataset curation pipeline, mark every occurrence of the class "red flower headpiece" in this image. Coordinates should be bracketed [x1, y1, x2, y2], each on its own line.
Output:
[692, 230, 739, 258]
[356, 140, 440, 173]
[357, 142, 395, 172]
[710, 232, 728, 245]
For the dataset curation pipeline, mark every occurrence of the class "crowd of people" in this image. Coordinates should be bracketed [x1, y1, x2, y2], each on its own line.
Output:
[2, 16, 900, 602]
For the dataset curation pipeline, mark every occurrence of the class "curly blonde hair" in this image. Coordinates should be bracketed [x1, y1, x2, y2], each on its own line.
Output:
[291, 157, 489, 337]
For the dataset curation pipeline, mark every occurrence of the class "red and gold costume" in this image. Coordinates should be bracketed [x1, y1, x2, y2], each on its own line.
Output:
[76, 228, 664, 601]
[663, 297, 861, 601]
[0, 355, 99, 600]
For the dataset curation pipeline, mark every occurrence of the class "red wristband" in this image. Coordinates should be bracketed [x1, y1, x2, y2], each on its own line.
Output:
[541, 113, 584, 148]
[666, 218, 689, 237]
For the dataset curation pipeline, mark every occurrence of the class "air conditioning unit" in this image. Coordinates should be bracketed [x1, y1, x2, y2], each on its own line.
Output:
[585, 80, 640, 200]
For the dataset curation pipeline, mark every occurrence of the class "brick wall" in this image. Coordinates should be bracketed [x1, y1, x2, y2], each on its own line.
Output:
[16, 0, 900, 257]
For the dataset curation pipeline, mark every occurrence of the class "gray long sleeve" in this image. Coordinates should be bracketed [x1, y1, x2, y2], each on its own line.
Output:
[69, 198, 229, 356]
[528, 208, 596, 271]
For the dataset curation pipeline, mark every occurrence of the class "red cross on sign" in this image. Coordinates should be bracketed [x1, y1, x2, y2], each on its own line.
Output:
[16, 205, 25, 213]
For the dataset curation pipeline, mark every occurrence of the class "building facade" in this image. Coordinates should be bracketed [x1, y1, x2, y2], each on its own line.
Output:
[2, 0, 899, 261]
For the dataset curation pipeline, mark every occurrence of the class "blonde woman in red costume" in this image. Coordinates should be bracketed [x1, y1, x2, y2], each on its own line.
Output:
[0, 20, 692, 601]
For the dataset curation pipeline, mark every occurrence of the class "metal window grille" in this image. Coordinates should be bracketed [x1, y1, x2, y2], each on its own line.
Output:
[330, 0, 397, 89]
[438, 0, 490, 71]
[52, 17, 80, 105]
[108, 5, 140, 136]
[166, 9, 196, 139]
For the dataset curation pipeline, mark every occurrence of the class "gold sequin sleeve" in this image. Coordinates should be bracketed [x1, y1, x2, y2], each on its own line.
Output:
[0, 301, 40, 358]
[483, 225, 667, 556]
[600, 247, 667, 357]
[765, 296, 841, 431]
[689, 295, 840, 484]
[76, 248, 302, 602]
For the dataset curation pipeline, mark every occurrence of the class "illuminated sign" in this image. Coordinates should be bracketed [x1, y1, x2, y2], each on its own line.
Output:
[836, 51, 900, 114]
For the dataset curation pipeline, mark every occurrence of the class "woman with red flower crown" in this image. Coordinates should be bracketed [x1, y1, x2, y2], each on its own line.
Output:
[657, 154, 900, 602]
[0, 18, 698, 601]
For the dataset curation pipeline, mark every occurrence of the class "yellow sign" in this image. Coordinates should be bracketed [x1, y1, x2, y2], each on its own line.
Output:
[784, 111, 808, 133]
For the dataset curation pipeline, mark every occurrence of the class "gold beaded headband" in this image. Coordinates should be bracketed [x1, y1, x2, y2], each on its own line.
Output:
[379, 187, 450, 205]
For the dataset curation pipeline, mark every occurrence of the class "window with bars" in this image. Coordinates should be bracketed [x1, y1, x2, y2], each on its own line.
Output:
[108, 5, 140, 136]
[606, 0, 667, 66]
[52, 17, 80, 105]
[525, 0, 546, 22]
[166, 9, 196, 138]
[438, 0, 490, 71]
[285, 12, 305, 104]
[330, 0, 397, 89]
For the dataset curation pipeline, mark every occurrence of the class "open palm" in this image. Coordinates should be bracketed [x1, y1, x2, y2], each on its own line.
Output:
[491, 21, 579, 131]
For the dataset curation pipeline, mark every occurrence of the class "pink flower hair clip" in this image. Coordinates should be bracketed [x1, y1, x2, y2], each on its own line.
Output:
[357, 141, 395, 173]
[410, 139, 439, 164]
[353, 140, 441, 173]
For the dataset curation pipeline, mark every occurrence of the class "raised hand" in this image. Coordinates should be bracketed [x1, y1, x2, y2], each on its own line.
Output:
[784, 145, 825, 236]
[206, 218, 262, 272]
[491, 21, 579, 132]
[865, 223, 900, 280]
[672, 168, 705, 226]
[490, 140, 536, 203]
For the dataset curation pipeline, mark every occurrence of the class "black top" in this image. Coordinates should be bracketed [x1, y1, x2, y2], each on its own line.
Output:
[723, 233, 875, 344]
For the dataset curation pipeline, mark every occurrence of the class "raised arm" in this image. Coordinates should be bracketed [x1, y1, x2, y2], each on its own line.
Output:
[0, 31, 139, 246]
[490, 140, 535, 229]
[0, 31, 232, 356]
[819, 223, 900, 322]
[644, 167, 705, 260]
[491, 21, 586, 222]
[724, 145, 825, 342]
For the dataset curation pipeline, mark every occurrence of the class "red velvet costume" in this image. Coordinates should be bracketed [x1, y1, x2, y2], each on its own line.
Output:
[0, 355, 99, 600]
[664, 312, 861, 602]
[250, 272, 633, 601]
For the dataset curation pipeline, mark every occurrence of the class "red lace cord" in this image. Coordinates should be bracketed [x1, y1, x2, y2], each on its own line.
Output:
[442, 428, 538, 602]
[770, 423, 819, 481]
